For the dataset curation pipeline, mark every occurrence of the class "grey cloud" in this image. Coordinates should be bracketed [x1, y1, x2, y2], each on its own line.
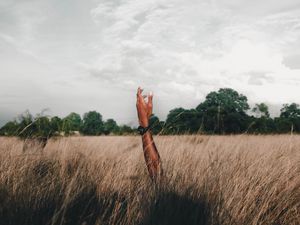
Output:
[283, 54, 300, 69]
[1, 0, 300, 125]
[220, 0, 300, 17]
[247, 72, 274, 86]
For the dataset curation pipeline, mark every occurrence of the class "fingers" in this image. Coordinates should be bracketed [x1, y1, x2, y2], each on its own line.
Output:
[137, 87, 143, 97]
[137, 87, 145, 100]
[136, 87, 143, 104]
[137, 87, 153, 113]
[148, 92, 153, 116]
[148, 92, 153, 105]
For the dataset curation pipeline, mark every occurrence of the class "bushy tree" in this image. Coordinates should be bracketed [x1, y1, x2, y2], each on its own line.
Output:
[35, 116, 52, 137]
[248, 116, 275, 134]
[274, 117, 292, 133]
[165, 108, 187, 134]
[51, 116, 63, 133]
[277, 103, 300, 133]
[249, 103, 274, 134]
[280, 103, 300, 119]
[80, 111, 104, 135]
[16, 111, 35, 139]
[149, 115, 164, 135]
[118, 125, 134, 135]
[0, 111, 57, 139]
[0, 121, 18, 136]
[62, 112, 82, 134]
[164, 108, 202, 134]
[103, 119, 119, 135]
[196, 88, 250, 134]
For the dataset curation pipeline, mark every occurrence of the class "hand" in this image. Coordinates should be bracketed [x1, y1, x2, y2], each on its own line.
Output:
[136, 87, 153, 127]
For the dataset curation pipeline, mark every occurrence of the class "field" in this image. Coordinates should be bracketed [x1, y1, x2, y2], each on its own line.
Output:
[0, 135, 299, 225]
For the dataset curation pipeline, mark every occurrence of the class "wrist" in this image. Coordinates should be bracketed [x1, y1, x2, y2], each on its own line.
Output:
[139, 121, 149, 127]
[137, 125, 151, 135]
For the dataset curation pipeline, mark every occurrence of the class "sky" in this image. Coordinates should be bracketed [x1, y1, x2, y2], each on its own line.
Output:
[1, 0, 300, 126]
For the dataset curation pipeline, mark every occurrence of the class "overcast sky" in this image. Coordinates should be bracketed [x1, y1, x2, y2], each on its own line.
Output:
[1, 0, 300, 126]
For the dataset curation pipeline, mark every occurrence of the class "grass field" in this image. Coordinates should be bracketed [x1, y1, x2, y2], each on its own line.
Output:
[0, 135, 299, 225]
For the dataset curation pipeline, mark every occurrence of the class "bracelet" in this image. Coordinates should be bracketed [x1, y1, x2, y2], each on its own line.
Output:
[137, 125, 150, 135]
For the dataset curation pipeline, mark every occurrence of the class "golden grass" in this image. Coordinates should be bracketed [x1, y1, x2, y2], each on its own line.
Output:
[0, 135, 299, 225]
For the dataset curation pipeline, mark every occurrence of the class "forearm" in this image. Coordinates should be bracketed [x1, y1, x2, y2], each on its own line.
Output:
[141, 130, 162, 180]
[136, 87, 162, 181]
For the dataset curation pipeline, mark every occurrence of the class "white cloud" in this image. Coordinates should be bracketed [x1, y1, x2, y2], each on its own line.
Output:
[88, 0, 300, 104]
[1, 0, 300, 126]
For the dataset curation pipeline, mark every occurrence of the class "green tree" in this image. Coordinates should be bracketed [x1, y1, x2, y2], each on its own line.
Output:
[149, 115, 164, 135]
[118, 125, 134, 135]
[165, 108, 187, 134]
[164, 108, 200, 134]
[277, 103, 300, 133]
[249, 103, 274, 133]
[7, 111, 55, 139]
[196, 88, 250, 134]
[274, 117, 291, 133]
[80, 111, 104, 135]
[0, 121, 18, 136]
[35, 116, 52, 138]
[280, 103, 300, 119]
[248, 116, 275, 134]
[51, 116, 62, 133]
[103, 119, 119, 135]
[63, 113, 82, 131]
[17, 111, 35, 139]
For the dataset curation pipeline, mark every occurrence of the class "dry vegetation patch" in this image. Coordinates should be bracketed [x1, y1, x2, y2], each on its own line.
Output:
[0, 135, 299, 225]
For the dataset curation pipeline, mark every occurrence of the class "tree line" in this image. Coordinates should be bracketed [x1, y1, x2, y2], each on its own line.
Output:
[1, 88, 300, 138]
[0, 111, 134, 138]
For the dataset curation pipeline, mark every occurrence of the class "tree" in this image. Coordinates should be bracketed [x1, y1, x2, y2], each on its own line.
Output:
[165, 108, 187, 134]
[196, 88, 250, 134]
[51, 116, 62, 133]
[249, 103, 274, 134]
[0, 121, 18, 136]
[118, 125, 134, 135]
[149, 115, 164, 135]
[2, 111, 56, 139]
[252, 103, 270, 118]
[280, 103, 300, 119]
[248, 116, 275, 134]
[198, 88, 249, 113]
[35, 116, 52, 138]
[274, 117, 291, 133]
[63, 113, 81, 131]
[278, 103, 300, 133]
[16, 111, 35, 139]
[80, 111, 104, 135]
[103, 119, 119, 135]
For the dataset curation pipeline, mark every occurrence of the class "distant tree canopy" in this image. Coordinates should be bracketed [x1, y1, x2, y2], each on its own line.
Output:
[276, 103, 300, 133]
[63, 112, 82, 134]
[1, 88, 300, 137]
[196, 88, 250, 134]
[103, 119, 119, 135]
[0, 110, 135, 138]
[80, 111, 104, 135]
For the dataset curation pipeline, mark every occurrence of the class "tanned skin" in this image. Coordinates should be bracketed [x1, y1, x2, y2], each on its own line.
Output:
[136, 87, 163, 181]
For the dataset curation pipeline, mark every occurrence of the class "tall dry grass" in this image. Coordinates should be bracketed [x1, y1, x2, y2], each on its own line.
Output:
[0, 135, 299, 225]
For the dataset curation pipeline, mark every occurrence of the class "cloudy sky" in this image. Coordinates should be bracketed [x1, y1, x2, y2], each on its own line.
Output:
[1, 0, 300, 126]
